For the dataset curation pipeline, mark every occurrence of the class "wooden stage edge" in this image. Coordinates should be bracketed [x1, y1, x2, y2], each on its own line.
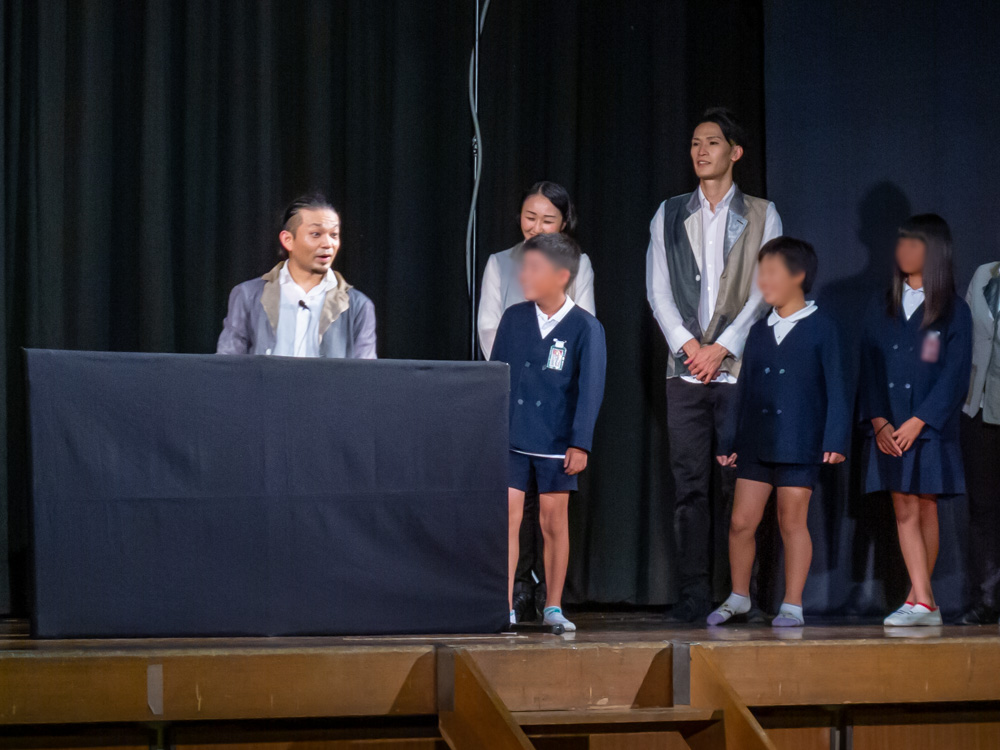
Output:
[2, 615, 1000, 750]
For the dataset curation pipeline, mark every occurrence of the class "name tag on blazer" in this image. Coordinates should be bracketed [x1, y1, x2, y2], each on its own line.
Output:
[921, 330, 941, 363]
[545, 339, 567, 371]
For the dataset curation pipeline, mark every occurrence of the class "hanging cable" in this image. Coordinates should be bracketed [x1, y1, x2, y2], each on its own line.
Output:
[466, 0, 491, 359]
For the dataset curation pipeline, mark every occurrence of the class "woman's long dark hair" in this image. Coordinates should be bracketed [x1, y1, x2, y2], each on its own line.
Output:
[888, 213, 955, 327]
[519, 181, 577, 234]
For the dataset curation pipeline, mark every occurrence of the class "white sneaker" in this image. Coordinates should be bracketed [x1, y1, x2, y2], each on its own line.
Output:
[883, 602, 913, 625]
[884, 603, 942, 626]
[543, 606, 576, 632]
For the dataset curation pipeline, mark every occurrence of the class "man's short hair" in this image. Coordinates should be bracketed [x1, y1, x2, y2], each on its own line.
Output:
[758, 235, 819, 294]
[522, 232, 581, 287]
[696, 107, 747, 148]
[281, 193, 338, 236]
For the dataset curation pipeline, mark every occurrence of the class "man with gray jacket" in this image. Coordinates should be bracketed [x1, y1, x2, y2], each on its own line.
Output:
[217, 194, 376, 359]
[958, 260, 1000, 625]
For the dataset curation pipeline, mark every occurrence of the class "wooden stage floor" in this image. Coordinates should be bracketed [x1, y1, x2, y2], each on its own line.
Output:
[2, 613, 1000, 749]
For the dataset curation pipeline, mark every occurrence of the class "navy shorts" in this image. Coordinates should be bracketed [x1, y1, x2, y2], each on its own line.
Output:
[508, 451, 578, 494]
[737, 458, 820, 489]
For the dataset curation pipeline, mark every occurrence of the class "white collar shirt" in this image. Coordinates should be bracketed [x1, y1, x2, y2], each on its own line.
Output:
[536, 295, 576, 338]
[767, 300, 818, 345]
[279, 263, 335, 357]
[902, 282, 925, 321]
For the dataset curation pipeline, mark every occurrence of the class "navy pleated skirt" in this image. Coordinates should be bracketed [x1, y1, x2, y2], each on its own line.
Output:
[864, 436, 966, 496]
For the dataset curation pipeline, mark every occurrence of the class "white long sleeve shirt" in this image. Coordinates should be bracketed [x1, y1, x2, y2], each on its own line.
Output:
[646, 186, 782, 382]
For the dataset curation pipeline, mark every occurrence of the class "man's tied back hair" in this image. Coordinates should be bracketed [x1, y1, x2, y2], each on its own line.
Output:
[282, 193, 338, 236]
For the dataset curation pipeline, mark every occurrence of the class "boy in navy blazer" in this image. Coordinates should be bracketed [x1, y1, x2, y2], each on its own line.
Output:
[490, 232, 607, 632]
[710, 237, 850, 627]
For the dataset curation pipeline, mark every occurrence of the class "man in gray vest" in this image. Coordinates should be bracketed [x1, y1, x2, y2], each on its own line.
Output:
[645, 108, 782, 622]
[958, 260, 1000, 625]
[217, 194, 377, 359]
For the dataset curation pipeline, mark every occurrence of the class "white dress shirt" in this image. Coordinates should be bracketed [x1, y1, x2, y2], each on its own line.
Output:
[278, 263, 335, 357]
[768, 300, 818, 344]
[902, 281, 925, 321]
[645, 185, 782, 382]
[536, 295, 576, 338]
[478, 249, 596, 358]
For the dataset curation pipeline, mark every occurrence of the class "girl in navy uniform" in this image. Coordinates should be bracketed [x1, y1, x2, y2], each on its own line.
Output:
[709, 237, 850, 627]
[861, 214, 972, 627]
[490, 232, 606, 632]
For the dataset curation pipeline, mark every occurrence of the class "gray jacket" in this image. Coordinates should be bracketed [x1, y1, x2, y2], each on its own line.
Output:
[964, 261, 1000, 422]
[217, 262, 377, 359]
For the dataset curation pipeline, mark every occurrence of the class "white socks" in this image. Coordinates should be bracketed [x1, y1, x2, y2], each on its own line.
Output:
[773, 602, 805, 627]
[706, 592, 751, 625]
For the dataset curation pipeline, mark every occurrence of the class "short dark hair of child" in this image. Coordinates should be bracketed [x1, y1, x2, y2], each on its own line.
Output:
[758, 235, 818, 294]
[523, 232, 581, 288]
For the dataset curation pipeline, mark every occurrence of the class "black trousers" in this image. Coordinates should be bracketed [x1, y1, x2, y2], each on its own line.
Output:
[514, 486, 545, 591]
[666, 378, 738, 602]
[960, 411, 1000, 608]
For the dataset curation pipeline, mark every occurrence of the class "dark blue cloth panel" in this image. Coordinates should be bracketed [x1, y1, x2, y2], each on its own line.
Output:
[26, 350, 509, 637]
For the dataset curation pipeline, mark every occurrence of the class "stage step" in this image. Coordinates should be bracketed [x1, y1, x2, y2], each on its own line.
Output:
[513, 706, 724, 748]
[514, 706, 720, 729]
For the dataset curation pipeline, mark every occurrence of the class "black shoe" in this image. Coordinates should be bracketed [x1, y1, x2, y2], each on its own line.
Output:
[957, 602, 999, 625]
[664, 597, 710, 623]
[512, 585, 534, 623]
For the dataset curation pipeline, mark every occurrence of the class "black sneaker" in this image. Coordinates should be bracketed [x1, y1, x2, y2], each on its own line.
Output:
[957, 602, 999, 625]
[512, 585, 534, 624]
[664, 597, 710, 623]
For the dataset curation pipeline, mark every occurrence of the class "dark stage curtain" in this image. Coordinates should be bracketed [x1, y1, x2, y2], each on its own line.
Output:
[0, 0, 477, 614]
[764, 1, 1000, 617]
[2, 0, 765, 614]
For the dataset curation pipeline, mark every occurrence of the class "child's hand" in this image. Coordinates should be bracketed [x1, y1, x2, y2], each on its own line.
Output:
[823, 452, 846, 464]
[872, 418, 903, 457]
[892, 417, 925, 452]
[716, 453, 737, 467]
[564, 447, 588, 475]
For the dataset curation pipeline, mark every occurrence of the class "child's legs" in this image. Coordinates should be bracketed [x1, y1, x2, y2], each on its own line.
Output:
[508, 488, 525, 609]
[539, 491, 570, 609]
[776, 486, 813, 606]
[904, 495, 940, 604]
[729, 479, 772, 597]
[892, 492, 935, 607]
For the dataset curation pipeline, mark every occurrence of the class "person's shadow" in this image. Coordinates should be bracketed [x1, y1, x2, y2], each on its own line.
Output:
[817, 181, 912, 615]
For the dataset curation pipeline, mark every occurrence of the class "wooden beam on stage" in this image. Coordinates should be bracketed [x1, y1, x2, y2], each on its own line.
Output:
[688, 647, 776, 750]
[0, 646, 436, 724]
[699, 640, 1000, 706]
[467, 642, 673, 712]
[437, 648, 534, 750]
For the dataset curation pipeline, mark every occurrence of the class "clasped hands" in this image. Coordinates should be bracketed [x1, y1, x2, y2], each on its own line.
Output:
[682, 339, 728, 384]
[872, 416, 925, 456]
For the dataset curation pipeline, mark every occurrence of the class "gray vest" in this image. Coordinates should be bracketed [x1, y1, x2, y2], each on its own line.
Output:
[660, 187, 769, 378]
[983, 275, 1000, 423]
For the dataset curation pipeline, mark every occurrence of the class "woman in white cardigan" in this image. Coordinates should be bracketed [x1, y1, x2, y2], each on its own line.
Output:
[478, 181, 596, 358]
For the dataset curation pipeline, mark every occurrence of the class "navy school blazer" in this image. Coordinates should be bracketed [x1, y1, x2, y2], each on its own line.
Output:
[490, 302, 607, 455]
[860, 293, 972, 442]
[721, 310, 852, 463]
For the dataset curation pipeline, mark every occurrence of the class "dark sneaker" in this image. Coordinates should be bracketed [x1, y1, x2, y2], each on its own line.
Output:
[512, 588, 534, 623]
[665, 597, 710, 623]
[957, 602, 999, 625]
